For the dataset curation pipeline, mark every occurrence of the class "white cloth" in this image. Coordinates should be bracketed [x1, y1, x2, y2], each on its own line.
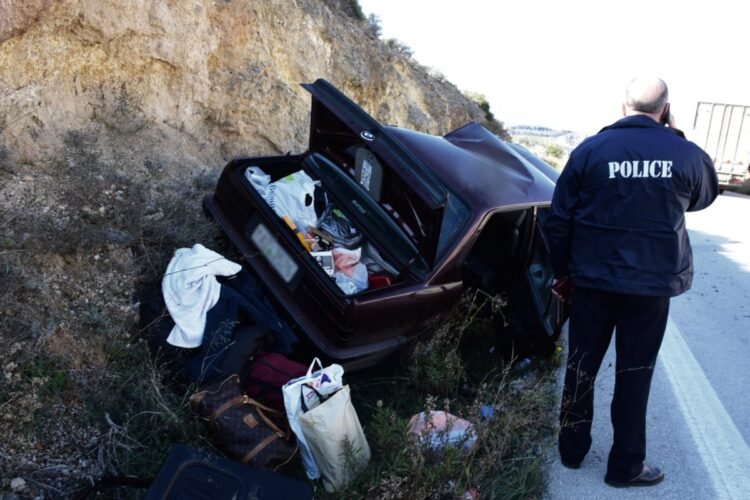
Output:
[162, 244, 242, 348]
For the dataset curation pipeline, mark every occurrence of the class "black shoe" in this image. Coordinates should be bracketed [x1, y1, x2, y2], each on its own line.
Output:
[560, 457, 581, 470]
[605, 464, 664, 488]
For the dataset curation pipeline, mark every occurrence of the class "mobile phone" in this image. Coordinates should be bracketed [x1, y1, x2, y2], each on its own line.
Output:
[660, 103, 670, 125]
[311, 251, 334, 276]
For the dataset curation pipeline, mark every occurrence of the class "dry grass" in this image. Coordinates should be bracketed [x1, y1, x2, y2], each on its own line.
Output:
[0, 126, 220, 496]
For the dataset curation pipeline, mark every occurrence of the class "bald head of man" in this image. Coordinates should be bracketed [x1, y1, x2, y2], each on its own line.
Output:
[623, 76, 670, 123]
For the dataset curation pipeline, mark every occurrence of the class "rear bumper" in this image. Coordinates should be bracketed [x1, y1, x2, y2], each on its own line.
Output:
[203, 193, 408, 369]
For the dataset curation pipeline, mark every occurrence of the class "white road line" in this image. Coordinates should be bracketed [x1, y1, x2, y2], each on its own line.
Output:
[660, 317, 750, 499]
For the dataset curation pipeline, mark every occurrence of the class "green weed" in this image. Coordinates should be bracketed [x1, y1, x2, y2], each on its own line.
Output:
[19, 358, 70, 399]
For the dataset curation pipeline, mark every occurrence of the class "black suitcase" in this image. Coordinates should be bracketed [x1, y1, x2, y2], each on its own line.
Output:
[145, 444, 311, 500]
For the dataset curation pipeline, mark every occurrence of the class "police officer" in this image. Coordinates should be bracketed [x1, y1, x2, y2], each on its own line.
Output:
[543, 76, 719, 487]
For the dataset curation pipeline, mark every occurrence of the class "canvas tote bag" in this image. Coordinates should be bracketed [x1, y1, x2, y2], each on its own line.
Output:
[298, 385, 370, 492]
[282, 358, 344, 478]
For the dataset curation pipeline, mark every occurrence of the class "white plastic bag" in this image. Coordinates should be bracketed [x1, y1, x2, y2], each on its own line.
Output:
[334, 264, 368, 295]
[282, 358, 344, 479]
[266, 170, 319, 231]
[299, 385, 371, 492]
[245, 167, 318, 231]
[332, 247, 369, 295]
[244, 166, 271, 197]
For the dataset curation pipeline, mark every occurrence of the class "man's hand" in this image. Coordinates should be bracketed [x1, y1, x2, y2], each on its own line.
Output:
[551, 276, 572, 303]
[667, 111, 677, 129]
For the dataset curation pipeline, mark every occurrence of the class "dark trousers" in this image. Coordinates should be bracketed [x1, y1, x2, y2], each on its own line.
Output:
[558, 286, 669, 480]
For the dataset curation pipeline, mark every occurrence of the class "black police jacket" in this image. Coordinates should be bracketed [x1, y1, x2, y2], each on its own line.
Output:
[543, 115, 719, 297]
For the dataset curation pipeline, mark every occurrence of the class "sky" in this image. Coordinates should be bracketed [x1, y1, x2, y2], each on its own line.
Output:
[359, 0, 750, 136]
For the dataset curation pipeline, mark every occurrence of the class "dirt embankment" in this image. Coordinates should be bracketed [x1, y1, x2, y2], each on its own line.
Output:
[0, 0, 493, 174]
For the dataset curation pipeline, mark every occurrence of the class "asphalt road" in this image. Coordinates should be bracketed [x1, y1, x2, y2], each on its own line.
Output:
[544, 192, 750, 500]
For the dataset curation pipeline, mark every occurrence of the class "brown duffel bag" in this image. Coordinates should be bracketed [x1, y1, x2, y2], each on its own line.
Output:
[191, 374, 298, 470]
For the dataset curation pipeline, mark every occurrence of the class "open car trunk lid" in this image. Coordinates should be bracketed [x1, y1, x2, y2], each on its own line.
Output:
[302, 79, 447, 265]
[302, 79, 448, 209]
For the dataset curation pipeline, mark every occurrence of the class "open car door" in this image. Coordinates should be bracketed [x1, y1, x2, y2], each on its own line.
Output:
[528, 208, 569, 342]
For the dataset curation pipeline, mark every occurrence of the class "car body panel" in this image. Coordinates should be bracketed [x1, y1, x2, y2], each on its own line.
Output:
[205, 79, 566, 368]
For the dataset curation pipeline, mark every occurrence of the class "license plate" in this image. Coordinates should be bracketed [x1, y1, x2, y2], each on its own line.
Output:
[250, 223, 298, 283]
[717, 173, 731, 183]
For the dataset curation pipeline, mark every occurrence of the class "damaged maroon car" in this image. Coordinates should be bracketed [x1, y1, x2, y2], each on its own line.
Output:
[204, 79, 566, 369]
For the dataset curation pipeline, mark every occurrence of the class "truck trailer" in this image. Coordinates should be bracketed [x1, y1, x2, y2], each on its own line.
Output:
[692, 102, 750, 194]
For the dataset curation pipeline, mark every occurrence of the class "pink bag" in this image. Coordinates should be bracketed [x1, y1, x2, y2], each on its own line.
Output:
[244, 352, 307, 421]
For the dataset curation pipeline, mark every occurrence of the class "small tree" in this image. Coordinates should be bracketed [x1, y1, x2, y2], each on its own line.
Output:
[348, 0, 366, 20]
[466, 92, 494, 122]
[366, 13, 382, 38]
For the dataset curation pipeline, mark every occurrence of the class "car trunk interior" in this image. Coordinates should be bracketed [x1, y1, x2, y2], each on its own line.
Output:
[233, 155, 408, 298]
[464, 207, 557, 357]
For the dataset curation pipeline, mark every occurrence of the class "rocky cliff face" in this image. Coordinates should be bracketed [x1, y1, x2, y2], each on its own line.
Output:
[0, 0, 492, 175]
[0, 0, 501, 494]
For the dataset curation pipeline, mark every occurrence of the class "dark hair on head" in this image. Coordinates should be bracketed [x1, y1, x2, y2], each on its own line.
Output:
[625, 78, 669, 113]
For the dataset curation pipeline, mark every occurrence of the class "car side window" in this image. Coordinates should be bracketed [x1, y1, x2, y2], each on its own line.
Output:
[437, 193, 470, 259]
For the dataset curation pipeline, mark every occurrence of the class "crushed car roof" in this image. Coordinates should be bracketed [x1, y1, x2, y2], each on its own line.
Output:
[386, 122, 558, 214]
